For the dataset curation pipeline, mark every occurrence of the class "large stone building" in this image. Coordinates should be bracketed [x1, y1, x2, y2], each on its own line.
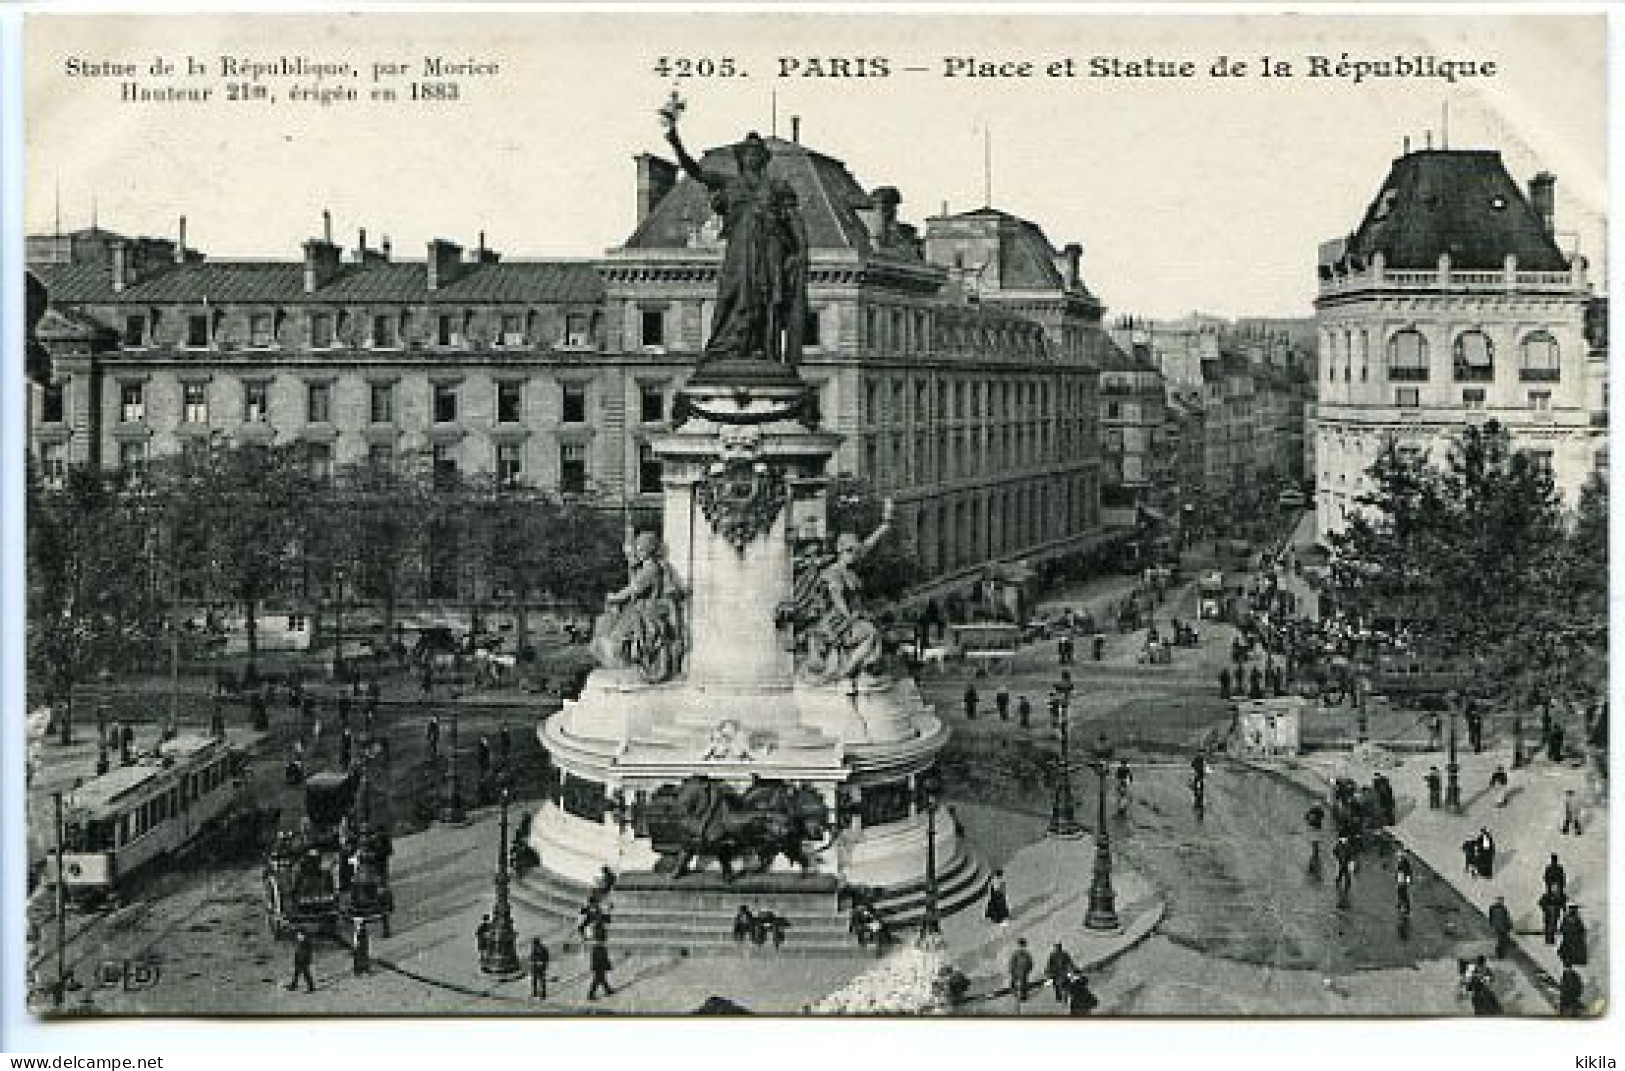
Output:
[1095, 338, 1171, 524]
[1313, 147, 1602, 544]
[27, 130, 1111, 600]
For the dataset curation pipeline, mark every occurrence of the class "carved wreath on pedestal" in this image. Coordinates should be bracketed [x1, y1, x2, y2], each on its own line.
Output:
[696, 460, 786, 553]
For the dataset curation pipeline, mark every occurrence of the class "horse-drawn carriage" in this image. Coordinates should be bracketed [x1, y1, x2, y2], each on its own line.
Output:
[1327, 776, 1397, 853]
[263, 838, 342, 940]
[263, 769, 394, 939]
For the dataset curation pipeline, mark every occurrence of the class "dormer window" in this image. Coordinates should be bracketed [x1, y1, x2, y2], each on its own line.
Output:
[186, 314, 209, 348]
[1373, 188, 1398, 221]
[249, 313, 274, 348]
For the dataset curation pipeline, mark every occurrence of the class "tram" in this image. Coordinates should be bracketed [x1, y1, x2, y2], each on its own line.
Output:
[46, 733, 243, 907]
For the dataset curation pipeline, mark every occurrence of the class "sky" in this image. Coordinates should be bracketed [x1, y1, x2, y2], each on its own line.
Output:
[22, 10, 1608, 320]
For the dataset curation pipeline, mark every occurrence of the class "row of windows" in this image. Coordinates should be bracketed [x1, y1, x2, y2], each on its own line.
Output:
[861, 420, 1060, 487]
[122, 308, 597, 352]
[861, 304, 1044, 359]
[119, 756, 230, 846]
[112, 379, 667, 428]
[1391, 388, 1555, 411]
[1328, 329, 1561, 385]
[861, 374, 1075, 427]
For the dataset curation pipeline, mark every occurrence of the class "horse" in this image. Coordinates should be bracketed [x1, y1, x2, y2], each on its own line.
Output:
[650, 777, 832, 880]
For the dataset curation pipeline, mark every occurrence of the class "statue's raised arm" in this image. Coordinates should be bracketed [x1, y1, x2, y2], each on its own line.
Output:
[857, 499, 896, 558]
[663, 113, 722, 189]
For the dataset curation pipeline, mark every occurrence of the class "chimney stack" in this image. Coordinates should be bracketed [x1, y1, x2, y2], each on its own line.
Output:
[872, 187, 901, 245]
[791, 116, 801, 144]
[176, 215, 187, 264]
[303, 229, 342, 294]
[1063, 242, 1083, 289]
[322, 209, 332, 244]
[426, 239, 464, 291]
[356, 227, 369, 262]
[381, 236, 392, 260]
[475, 230, 500, 265]
[635, 153, 679, 226]
[1529, 172, 1556, 235]
[110, 239, 130, 293]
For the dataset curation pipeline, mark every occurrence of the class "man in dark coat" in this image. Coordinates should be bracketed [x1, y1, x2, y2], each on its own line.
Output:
[1394, 851, 1414, 915]
[1547, 721, 1565, 763]
[1218, 667, 1232, 700]
[1475, 828, 1496, 878]
[1045, 942, 1076, 1003]
[1539, 886, 1567, 945]
[530, 938, 549, 999]
[1558, 967, 1585, 1017]
[963, 686, 978, 720]
[1544, 853, 1567, 895]
[1332, 836, 1354, 898]
[1067, 972, 1099, 1016]
[1558, 906, 1588, 968]
[1008, 939, 1034, 1004]
[587, 940, 614, 1000]
[286, 930, 316, 992]
[476, 915, 493, 959]
[995, 687, 1010, 722]
[352, 919, 372, 975]
[1487, 896, 1514, 959]
[1017, 695, 1032, 729]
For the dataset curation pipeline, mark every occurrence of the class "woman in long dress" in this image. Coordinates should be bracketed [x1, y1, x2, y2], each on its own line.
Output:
[985, 869, 1011, 925]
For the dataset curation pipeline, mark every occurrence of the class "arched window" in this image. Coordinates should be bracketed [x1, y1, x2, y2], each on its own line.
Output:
[1519, 331, 1561, 382]
[1453, 330, 1495, 382]
[1386, 329, 1429, 382]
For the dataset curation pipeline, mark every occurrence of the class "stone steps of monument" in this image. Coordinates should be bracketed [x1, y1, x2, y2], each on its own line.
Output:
[863, 850, 990, 925]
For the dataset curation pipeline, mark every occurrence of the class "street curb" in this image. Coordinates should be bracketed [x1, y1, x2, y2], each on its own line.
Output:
[1075, 897, 1167, 974]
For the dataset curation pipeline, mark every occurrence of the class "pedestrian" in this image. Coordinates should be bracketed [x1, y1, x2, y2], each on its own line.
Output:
[339, 728, 353, 769]
[1539, 886, 1566, 945]
[1067, 972, 1099, 1016]
[733, 905, 754, 944]
[1562, 789, 1583, 835]
[1114, 759, 1134, 817]
[1558, 967, 1584, 1017]
[1332, 836, 1354, 897]
[1557, 905, 1588, 968]
[530, 938, 549, 999]
[426, 715, 440, 758]
[477, 736, 492, 776]
[286, 929, 316, 993]
[476, 914, 493, 959]
[995, 687, 1010, 722]
[1475, 828, 1496, 879]
[420, 662, 434, 698]
[498, 722, 512, 763]
[1395, 852, 1414, 915]
[1218, 667, 1232, 700]
[1466, 704, 1483, 754]
[1467, 968, 1501, 1016]
[1370, 771, 1395, 825]
[1017, 695, 1032, 729]
[1543, 853, 1567, 896]
[1547, 721, 1565, 763]
[1489, 765, 1510, 808]
[119, 721, 134, 765]
[1248, 666, 1264, 700]
[984, 870, 1011, 925]
[587, 939, 614, 1000]
[1426, 712, 1441, 750]
[1461, 836, 1480, 880]
[963, 685, 978, 721]
[1045, 942, 1076, 1003]
[1008, 938, 1034, 1003]
[1425, 766, 1442, 810]
[352, 919, 372, 975]
[1487, 896, 1513, 959]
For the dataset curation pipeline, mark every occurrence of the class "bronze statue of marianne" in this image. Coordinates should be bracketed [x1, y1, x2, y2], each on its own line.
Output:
[592, 531, 688, 684]
[663, 103, 809, 366]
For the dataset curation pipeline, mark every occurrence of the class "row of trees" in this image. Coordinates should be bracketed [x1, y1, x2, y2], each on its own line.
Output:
[1328, 420, 1607, 714]
[27, 438, 629, 707]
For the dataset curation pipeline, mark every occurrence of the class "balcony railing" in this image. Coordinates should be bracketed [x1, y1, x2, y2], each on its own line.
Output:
[1320, 261, 1586, 297]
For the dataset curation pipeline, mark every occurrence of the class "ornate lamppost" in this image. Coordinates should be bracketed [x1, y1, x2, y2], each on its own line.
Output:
[1445, 691, 1463, 813]
[481, 779, 523, 977]
[914, 768, 945, 948]
[1084, 733, 1120, 932]
[1047, 678, 1082, 838]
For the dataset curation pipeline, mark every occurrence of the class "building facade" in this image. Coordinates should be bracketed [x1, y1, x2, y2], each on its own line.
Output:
[28, 132, 1111, 598]
[1314, 148, 1601, 545]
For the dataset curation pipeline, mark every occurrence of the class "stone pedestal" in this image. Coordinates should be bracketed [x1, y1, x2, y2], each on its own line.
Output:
[530, 361, 957, 904]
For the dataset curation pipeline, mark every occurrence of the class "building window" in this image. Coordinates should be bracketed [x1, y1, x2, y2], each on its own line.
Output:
[432, 443, 458, 488]
[371, 315, 397, 349]
[1106, 401, 1121, 420]
[564, 312, 591, 349]
[500, 313, 525, 348]
[804, 309, 822, 349]
[123, 315, 146, 347]
[186, 314, 209, 348]
[369, 382, 394, 424]
[1529, 390, 1552, 412]
[1453, 331, 1494, 382]
[640, 384, 665, 424]
[489, 381, 521, 424]
[433, 382, 458, 424]
[497, 443, 523, 488]
[119, 440, 146, 471]
[1519, 331, 1561, 382]
[436, 314, 461, 348]
[183, 382, 209, 424]
[119, 382, 145, 423]
[1462, 388, 1486, 410]
[40, 442, 66, 487]
[306, 442, 332, 482]
[310, 313, 334, 349]
[640, 308, 665, 348]
[560, 443, 587, 494]
[1394, 388, 1420, 408]
[243, 381, 270, 423]
[249, 313, 274, 348]
[40, 382, 64, 424]
[306, 382, 331, 424]
[1386, 330, 1429, 381]
[639, 443, 662, 494]
[561, 384, 587, 424]
[367, 443, 393, 470]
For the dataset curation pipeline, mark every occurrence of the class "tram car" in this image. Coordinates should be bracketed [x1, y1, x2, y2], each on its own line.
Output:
[46, 734, 242, 908]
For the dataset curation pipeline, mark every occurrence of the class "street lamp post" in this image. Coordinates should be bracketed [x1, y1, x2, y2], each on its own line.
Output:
[1084, 734, 1120, 932]
[1446, 693, 1463, 813]
[915, 768, 944, 948]
[481, 782, 523, 977]
[1047, 680, 1082, 838]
